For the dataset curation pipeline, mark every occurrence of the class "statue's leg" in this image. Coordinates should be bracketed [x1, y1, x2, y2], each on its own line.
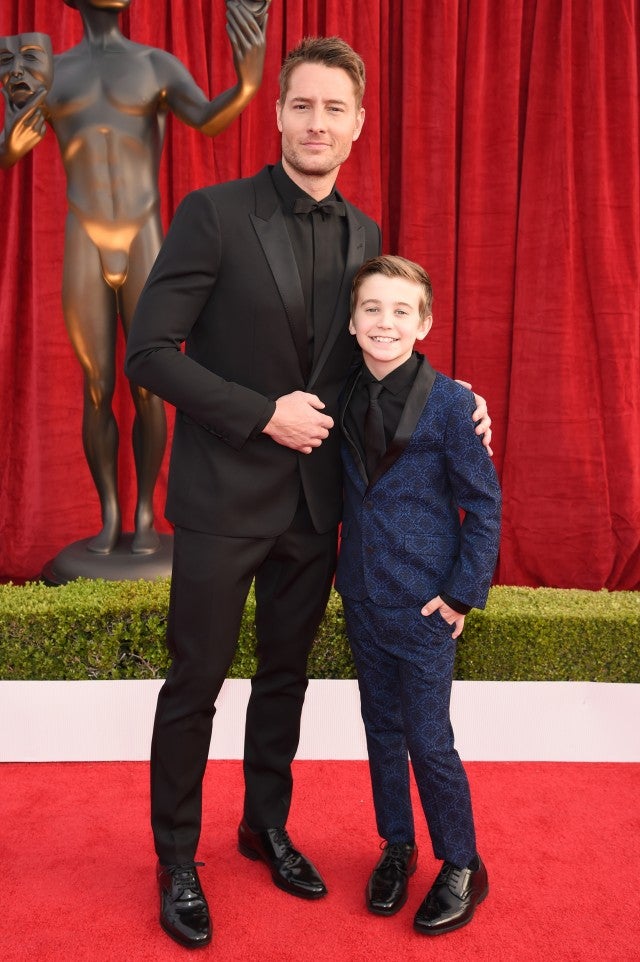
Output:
[120, 217, 167, 555]
[62, 214, 121, 554]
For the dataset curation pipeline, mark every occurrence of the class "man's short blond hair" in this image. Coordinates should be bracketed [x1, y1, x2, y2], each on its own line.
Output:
[279, 36, 366, 108]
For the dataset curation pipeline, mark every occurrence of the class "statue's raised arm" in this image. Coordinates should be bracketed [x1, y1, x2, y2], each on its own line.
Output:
[153, 1, 269, 136]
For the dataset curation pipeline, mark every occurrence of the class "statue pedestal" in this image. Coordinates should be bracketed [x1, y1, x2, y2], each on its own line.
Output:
[41, 534, 173, 585]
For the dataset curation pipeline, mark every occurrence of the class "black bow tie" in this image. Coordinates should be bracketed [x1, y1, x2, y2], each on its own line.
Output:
[293, 197, 346, 217]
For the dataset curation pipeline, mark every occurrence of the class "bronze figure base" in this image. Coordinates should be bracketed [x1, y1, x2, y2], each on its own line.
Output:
[41, 533, 173, 585]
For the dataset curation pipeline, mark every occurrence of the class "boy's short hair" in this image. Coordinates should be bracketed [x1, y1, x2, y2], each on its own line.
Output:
[350, 255, 434, 318]
[279, 36, 366, 107]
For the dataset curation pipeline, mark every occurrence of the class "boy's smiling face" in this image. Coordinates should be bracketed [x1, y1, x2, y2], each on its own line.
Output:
[349, 273, 432, 380]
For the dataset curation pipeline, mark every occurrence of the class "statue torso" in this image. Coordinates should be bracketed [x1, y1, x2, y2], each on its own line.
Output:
[47, 39, 169, 236]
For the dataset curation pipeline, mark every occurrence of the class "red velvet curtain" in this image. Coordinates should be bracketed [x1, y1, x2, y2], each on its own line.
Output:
[1, 1, 639, 587]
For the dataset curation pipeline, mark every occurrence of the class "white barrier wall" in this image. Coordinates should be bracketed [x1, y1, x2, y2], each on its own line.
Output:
[1, 680, 639, 762]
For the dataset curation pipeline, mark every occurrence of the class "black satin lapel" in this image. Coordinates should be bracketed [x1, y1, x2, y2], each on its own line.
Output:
[250, 206, 308, 378]
[340, 368, 368, 485]
[307, 209, 366, 390]
[368, 358, 437, 488]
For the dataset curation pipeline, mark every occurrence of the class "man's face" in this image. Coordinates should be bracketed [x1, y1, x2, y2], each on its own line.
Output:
[276, 62, 365, 183]
[0, 33, 53, 108]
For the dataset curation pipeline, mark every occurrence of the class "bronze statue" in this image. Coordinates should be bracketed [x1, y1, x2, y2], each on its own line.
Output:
[0, 0, 269, 557]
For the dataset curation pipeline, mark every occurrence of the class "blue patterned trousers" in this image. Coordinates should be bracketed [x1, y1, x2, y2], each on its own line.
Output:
[343, 598, 477, 868]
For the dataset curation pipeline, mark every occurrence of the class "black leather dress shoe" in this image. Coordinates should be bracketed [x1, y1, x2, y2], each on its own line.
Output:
[366, 842, 417, 915]
[238, 819, 328, 899]
[157, 861, 212, 949]
[414, 856, 488, 935]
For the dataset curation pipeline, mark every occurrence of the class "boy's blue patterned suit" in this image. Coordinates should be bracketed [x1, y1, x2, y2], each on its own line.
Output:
[335, 354, 502, 867]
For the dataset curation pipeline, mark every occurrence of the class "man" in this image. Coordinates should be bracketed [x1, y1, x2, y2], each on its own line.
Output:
[125, 36, 492, 949]
[0, 0, 267, 555]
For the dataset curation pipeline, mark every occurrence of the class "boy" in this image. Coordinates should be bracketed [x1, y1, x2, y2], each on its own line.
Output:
[335, 255, 501, 935]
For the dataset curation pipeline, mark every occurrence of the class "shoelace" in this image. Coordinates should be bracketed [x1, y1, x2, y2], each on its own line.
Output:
[438, 862, 464, 893]
[379, 843, 413, 874]
[269, 827, 300, 864]
[165, 862, 205, 897]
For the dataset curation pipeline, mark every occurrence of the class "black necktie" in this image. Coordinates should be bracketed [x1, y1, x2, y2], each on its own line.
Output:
[364, 381, 386, 480]
[293, 197, 346, 218]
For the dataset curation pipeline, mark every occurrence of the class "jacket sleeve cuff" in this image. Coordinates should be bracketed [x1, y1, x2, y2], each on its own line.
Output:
[249, 399, 277, 439]
[440, 592, 472, 615]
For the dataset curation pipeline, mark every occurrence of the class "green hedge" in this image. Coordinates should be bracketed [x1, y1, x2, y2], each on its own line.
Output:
[0, 579, 638, 682]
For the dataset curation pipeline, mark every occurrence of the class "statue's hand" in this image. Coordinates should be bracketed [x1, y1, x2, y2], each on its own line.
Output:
[0, 86, 48, 167]
[225, 0, 268, 97]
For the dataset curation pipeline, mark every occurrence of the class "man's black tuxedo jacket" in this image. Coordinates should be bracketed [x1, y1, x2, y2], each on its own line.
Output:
[125, 165, 381, 537]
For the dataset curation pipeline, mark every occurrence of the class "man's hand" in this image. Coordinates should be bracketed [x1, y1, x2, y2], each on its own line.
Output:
[262, 391, 334, 454]
[421, 595, 465, 639]
[455, 380, 493, 455]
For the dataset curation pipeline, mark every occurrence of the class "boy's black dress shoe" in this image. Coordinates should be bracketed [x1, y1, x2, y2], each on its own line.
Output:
[366, 842, 418, 915]
[157, 861, 212, 949]
[414, 856, 488, 935]
[238, 818, 328, 899]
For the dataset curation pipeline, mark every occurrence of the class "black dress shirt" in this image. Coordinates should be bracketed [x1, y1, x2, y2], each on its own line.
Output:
[345, 353, 421, 457]
[270, 162, 348, 369]
[250, 163, 349, 438]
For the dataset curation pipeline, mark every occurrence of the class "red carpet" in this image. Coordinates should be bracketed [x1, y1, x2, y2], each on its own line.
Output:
[2, 761, 638, 961]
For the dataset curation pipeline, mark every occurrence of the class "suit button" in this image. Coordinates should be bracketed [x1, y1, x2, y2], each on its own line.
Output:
[365, 545, 374, 555]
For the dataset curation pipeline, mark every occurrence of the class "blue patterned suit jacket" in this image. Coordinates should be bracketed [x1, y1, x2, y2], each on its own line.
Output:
[335, 355, 502, 610]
